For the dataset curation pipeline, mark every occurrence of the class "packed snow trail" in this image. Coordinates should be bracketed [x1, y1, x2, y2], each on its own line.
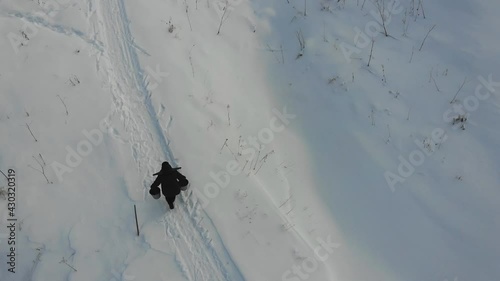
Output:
[87, 0, 244, 280]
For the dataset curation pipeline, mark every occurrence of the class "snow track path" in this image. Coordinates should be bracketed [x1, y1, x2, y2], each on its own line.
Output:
[0, 11, 104, 52]
[88, 0, 244, 280]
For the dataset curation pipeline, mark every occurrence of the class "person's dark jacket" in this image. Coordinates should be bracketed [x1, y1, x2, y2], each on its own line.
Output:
[150, 162, 188, 197]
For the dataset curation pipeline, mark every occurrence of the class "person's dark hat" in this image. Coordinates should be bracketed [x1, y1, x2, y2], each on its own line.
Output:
[153, 161, 181, 176]
[162, 161, 172, 170]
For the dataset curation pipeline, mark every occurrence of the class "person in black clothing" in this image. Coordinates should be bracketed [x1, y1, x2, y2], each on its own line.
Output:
[150, 161, 189, 209]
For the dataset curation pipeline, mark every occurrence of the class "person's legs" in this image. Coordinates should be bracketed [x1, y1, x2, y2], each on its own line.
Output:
[166, 196, 176, 209]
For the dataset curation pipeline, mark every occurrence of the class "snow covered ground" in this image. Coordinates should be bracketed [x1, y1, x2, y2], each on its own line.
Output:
[0, 0, 499, 280]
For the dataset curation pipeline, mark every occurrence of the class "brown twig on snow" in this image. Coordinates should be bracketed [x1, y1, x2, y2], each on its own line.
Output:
[28, 155, 51, 184]
[26, 123, 38, 142]
[450, 77, 468, 103]
[419, 24, 436, 51]
[57, 95, 69, 115]
[367, 39, 375, 67]
[217, 2, 229, 35]
[0, 170, 8, 180]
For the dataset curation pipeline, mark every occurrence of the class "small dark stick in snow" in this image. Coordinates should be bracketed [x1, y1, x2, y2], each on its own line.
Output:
[219, 138, 237, 159]
[419, 24, 436, 51]
[29, 155, 52, 184]
[386, 124, 391, 143]
[26, 123, 38, 142]
[253, 148, 261, 170]
[134, 204, 140, 236]
[374, 0, 389, 37]
[217, 2, 229, 35]
[265, 44, 284, 64]
[237, 135, 242, 156]
[450, 77, 467, 104]
[431, 76, 441, 92]
[39, 153, 46, 166]
[381, 64, 387, 84]
[60, 257, 77, 272]
[189, 45, 195, 78]
[219, 138, 228, 153]
[295, 30, 305, 59]
[255, 150, 274, 174]
[184, 0, 193, 31]
[57, 95, 69, 115]
[419, 0, 426, 19]
[367, 39, 374, 67]
[0, 170, 8, 180]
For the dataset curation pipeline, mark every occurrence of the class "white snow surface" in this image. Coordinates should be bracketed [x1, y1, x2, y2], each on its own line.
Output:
[0, 0, 499, 281]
